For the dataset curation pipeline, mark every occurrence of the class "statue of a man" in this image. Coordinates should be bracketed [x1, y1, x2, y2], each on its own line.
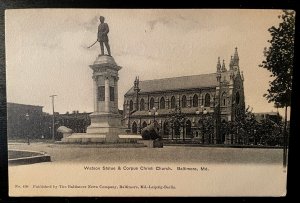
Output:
[98, 16, 111, 56]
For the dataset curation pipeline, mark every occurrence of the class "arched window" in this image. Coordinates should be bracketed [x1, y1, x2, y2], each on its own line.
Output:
[142, 121, 147, 129]
[204, 93, 210, 107]
[193, 94, 198, 107]
[186, 120, 192, 137]
[150, 97, 155, 109]
[129, 100, 133, 112]
[182, 95, 187, 108]
[171, 96, 176, 109]
[236, 92, 240, 105]
[140, 98, 145, 111]
[222, 92, 227, 106]
[132, 122, 137, 134]
[160, 97, 165, 109]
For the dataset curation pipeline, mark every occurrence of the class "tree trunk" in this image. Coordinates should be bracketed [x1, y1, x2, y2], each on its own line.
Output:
[283, 104, 288, 167]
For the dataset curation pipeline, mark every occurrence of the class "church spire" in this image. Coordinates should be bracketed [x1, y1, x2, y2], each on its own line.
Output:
[216, 57, 221, 72]
[221, 59, 227, 72]
[134, 76, 140, 91]
[229, 55, 234, 70]
[233, 47, 239, 66]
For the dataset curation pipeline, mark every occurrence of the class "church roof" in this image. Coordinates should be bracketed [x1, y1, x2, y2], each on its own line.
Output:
[125, 73, 218, 95]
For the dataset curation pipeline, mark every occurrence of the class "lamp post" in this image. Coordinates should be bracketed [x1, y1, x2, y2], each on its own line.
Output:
[196, 106, 208, 144]
[254, 129, 257, 145]
[171, 116, 174, 140]
[167, 106, 186, 142]
[195, 109, 201, 142]
[25, 113, 30, 145]
[126, 105, 131, 129]
[50, 95, 57, 142]
[49, 126, 51, 139]
[148, 107, 158, 123]
[180, 117, 186, 142]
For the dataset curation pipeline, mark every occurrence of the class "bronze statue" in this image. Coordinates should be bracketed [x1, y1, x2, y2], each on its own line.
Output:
[98, 16, 111, 56]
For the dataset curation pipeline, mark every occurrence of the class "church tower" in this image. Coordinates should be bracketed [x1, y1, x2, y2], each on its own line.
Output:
[134, 76, 140, 111]
[214, 47, 245, 144]
[215, 47, 245, 122]
[229, 47, 245, 122]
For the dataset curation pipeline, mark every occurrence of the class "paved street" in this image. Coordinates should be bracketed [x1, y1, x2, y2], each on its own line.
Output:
[8, 142, 283, 164]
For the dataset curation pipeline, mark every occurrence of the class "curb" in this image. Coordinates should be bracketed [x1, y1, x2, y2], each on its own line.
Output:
[8, 149, 51, 165]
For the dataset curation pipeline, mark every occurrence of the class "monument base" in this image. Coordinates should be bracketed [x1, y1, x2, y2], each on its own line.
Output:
[61, 133, 143, 144]
[61, 133, 107, 143]
[86, 112, 123, 142]
[61, 112, 143, 143]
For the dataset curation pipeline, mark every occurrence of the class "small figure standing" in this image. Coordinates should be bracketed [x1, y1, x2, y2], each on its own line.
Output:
[98, 16, 111, 56]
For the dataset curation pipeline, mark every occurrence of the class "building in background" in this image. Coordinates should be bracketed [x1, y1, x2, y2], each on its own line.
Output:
[7, 102, 47, 140]
[123, 48, 246, 144]
[254, 112, 282, 124]
[7, 102, 92, 140]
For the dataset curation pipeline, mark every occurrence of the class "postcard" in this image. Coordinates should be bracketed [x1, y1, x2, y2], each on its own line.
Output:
[5, 9, 294, 197]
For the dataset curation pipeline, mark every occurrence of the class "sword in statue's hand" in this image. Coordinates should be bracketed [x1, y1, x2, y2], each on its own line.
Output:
[87, 40, 98, 49]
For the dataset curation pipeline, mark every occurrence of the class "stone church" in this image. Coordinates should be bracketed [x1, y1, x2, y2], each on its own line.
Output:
[123, 48, 245, 144]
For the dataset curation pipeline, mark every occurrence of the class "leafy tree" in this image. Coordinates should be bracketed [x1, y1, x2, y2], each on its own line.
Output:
[260, 10, 295, 125]
[201, 115, 214, 144]
[221, 105, 283, 146]
[167, 106, 185, 140]
[260, 10, 295, 165]
[258, 118, 282, 146]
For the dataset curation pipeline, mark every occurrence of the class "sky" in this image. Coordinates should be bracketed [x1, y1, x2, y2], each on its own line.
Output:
[5, 9, 290, 118]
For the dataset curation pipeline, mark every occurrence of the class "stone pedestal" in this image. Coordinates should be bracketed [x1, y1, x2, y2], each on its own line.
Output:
[86, 55, 123, 142]
[86, 112, 123, 142]
[62, 55, 128, 143]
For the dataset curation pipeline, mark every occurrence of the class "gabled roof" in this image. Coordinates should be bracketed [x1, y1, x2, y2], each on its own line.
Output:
[125, 73, 219, 95]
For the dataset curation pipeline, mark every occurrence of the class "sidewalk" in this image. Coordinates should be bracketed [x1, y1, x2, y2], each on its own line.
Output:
[164, 143, 283, 149]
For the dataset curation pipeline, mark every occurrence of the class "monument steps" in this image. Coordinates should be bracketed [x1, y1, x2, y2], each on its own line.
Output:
[61, 132, 142, 144]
